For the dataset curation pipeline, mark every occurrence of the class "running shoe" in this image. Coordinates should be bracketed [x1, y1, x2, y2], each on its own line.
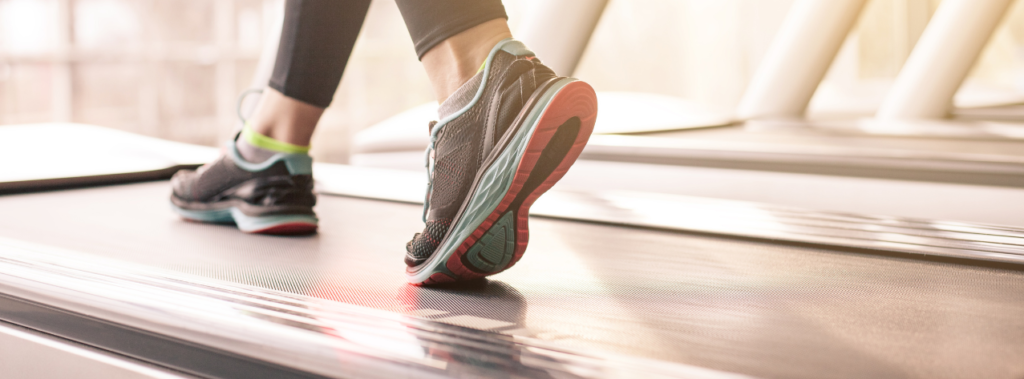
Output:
[169, 137, 318, 235]
[405, 39, 598, 285]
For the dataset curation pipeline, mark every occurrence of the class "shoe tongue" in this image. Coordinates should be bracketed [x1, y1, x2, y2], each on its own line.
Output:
[437, 71, 484, 120]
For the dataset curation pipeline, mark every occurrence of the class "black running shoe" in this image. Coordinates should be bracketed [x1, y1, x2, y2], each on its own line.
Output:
[170, 137, 318, 234]
[405, 39, 598, 285]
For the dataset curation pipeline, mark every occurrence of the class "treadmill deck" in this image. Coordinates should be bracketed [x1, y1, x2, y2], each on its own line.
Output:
[1, 182, 1022, 379]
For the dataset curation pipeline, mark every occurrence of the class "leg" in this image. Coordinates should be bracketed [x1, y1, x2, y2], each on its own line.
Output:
[419, 19, 512, 103]
[247, 89, 324, 147]
[397, 0, 600, 285]
[396, 0, 511, 102]
[170, 0, 371, 234]
[252, 0, 372, 146]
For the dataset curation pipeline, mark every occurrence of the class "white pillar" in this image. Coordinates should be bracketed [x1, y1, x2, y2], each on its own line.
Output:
[235, 0, 285, 133]
[515, 0, 608, 77]
[736, 0, 867, 120]
[52, 0, 73, 123]
[876, 0, 1014, 119]
[215, 0, 238, 142]
[249, 0, 285, 91]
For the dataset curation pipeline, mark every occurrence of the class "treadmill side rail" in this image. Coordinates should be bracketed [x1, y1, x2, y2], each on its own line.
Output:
[0, 237, 751, 379]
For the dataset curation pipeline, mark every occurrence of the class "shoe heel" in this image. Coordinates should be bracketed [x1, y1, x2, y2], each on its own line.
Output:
[520, 80, 598, 205]
[504, 80, 597, 267]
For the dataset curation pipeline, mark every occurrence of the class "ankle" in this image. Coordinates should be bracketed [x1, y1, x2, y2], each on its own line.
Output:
[248, 118, 313, 147]
[240, 124, 310, 154]
[248, 88, 323, 146]
[422, 19, 512, 102]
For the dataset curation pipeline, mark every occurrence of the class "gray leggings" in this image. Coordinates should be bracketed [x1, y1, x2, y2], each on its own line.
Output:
[269, 0, 508, 108]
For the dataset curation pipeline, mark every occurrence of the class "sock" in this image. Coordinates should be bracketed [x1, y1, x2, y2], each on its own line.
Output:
[235, 124, 310, 163]
[437, 71, 484, 120]
[437, 40, 529, 120]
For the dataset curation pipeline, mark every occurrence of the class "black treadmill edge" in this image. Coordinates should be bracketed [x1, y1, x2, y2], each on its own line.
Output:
[0, 292, 328, 379]
[0, 165, 200, 195]
[0, 237, 746, 379]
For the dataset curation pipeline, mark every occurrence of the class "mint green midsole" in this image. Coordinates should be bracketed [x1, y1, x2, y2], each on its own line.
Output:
[171, 203, 317, 232]
[408, 78, 576, 283]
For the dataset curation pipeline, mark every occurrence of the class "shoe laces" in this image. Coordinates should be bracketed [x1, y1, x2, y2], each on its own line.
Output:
[236, 88, 264, 133]
[237, 88, 263, 124]
[422, 121, 440, 222]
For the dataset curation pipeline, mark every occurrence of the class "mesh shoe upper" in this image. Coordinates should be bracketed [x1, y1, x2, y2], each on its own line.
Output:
[405, 45, 558, 267]
[171, 143, 316, 214]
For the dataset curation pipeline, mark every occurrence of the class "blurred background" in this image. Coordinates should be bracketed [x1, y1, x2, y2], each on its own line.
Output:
[4, 0, 1024, 163]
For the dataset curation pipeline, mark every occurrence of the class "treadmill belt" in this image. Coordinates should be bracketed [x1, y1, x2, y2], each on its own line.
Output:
[0, 182, 1022, 379]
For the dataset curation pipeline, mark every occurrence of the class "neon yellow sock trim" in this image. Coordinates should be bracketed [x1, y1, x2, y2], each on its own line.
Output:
[241, 123, 310, 154]
[477, 59, 487, 73]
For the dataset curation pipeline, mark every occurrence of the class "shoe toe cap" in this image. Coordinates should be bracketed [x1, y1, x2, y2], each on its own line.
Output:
[170, 168, 198, 200]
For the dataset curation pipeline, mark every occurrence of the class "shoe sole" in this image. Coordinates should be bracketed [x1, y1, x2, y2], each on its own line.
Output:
[408, 78, 597, 285]
[171, 204, 318, 235]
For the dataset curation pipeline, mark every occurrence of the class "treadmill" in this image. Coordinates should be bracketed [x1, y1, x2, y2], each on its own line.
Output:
[1, 123, 1022, 379]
